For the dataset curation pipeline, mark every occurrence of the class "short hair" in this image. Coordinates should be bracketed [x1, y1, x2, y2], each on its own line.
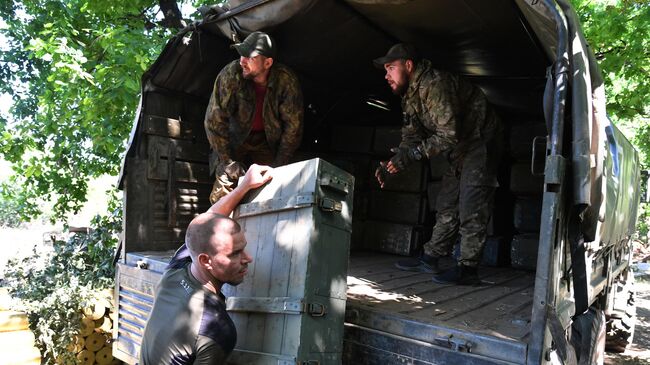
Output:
[185, 213, 242, 259]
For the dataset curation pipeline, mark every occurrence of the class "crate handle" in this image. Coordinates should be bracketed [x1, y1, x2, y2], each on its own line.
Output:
[531, 136, 547, 177]
[320, 175, 349, 195]
[319, 197, 342, 212]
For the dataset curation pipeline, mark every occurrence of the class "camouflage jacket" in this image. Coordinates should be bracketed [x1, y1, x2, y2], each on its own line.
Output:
[400, 59, 498, 161]
[204, 60, 304, 165]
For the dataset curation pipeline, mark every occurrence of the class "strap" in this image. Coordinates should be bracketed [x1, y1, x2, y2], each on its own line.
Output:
[234, 193, 315, 218]
[226, 296, 326, 317]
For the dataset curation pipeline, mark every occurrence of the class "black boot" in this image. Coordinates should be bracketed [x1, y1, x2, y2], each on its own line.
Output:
[432, 265, 481, 286]
[395, 254, 441, 274]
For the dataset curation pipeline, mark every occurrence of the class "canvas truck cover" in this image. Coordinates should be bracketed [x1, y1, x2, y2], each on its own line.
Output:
[119, 0, 624, 247]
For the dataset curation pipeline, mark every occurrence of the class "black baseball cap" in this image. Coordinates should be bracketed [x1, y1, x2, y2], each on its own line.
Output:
[373, 43, 419, 68]
[231, 31, 276, 59]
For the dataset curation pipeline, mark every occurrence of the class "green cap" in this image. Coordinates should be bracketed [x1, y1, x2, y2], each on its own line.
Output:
[373, 43, 419, 68]
[231, 31, 276, 59]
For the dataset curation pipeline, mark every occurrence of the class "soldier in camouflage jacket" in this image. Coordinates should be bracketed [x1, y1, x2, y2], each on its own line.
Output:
[205, 32, 304, 203]
[374, 44, 502, 285]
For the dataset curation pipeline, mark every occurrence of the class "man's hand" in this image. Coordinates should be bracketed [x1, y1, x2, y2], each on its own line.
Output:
[207, 164, 273, 216]
[239, 164, 273, 190]
[386, 146, 422, 173]
[375, 161, 389, 188]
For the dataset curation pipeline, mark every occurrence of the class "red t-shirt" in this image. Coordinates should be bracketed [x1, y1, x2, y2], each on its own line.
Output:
[251, 84, 267, 132]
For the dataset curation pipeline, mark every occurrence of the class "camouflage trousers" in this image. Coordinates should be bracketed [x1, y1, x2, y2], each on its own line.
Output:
[423, 140, 500, 267]
[209, 132, 275, 204]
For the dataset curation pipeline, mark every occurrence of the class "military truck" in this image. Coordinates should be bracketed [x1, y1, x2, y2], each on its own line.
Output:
[114, 0, 642, 364]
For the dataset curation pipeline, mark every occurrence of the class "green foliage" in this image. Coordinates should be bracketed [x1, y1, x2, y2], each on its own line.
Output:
[0, 183, 28, 227]
[637, 203, 650, 242]
[3, 193, 122, 364]
[571, 0, 650, 121]
[571, 0, 650, 191]
[0, 1, 189, 222]
[571, 0, 650, 238]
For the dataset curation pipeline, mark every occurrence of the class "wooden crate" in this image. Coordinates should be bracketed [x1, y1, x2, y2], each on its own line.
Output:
[115, 158, 354, 364]
[224, 158, 354, 364]
[513, 196, 543, 233]
[511, 233, 540, 270]
[362, 220, 429, 256]
[367, 190, 429, 225]
[452, 236, 510, 267]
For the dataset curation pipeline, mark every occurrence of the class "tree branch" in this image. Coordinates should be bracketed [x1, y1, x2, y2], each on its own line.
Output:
[594, 45, 628, 60]
[158, 0, 186, 29]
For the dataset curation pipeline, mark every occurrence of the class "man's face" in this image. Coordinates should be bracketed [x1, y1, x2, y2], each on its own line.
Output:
[209, 231, 252, 286]
[384, 59, 410, 96]
[240, 55, 270, 80]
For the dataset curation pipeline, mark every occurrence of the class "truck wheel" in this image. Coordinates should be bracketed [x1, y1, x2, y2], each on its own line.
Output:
[605, 270, 636, 353]
[571, 308, 606, 365]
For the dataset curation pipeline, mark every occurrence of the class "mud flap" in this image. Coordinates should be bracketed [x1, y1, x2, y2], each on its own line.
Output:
[547, 305, 578, 365]
[571, 308, 606, 365]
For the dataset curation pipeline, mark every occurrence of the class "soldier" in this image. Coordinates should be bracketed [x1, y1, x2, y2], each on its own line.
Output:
[374, 44, 502, 285]
[140, 164, 274, 364]
[204, 31, 304, 204]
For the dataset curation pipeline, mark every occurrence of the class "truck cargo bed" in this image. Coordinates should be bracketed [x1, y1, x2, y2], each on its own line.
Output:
[343, 252, 535, 364]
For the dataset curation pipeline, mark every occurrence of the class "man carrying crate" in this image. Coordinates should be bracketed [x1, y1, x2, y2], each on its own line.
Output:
[140, 164, 272, 364]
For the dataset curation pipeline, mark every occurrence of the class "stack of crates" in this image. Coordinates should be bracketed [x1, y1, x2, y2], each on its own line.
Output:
[364, 126, 432, 255]
[315, 124, 433, 256]
[508, 122, 547, 270]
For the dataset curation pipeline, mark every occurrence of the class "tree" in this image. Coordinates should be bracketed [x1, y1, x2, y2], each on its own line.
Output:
[570, 0, 650, 239]
[570, 0, 650, 161]
[0, 1, 203, 222]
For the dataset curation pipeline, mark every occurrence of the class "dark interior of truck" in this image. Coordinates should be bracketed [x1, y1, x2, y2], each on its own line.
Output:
[121, 0, 555, 361]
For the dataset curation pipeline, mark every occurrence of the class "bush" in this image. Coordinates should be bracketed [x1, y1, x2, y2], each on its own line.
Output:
[3, 193, 121, 364]
[637, 202, 650, 244]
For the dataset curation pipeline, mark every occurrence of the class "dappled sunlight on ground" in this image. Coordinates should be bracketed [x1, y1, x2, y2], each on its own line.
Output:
[347, 275, 435, 306]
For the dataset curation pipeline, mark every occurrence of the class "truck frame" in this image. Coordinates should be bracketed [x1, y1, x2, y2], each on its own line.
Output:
[114, 1, 642, 364]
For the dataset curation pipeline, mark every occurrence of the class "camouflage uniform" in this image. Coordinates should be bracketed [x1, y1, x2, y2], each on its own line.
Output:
[204, 60, 304, 203]
[399, 59, 502, 268]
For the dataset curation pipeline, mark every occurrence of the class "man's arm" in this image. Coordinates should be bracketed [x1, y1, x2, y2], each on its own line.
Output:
[207, 164, 273, 216]
[384, 77, 458, 175]
[416, 75, 458, 158]
[274, 70, 304, 166]
[204, 62, 237, 164]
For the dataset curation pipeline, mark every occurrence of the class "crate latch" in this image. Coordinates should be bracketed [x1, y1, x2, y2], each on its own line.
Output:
[319, 197, 342, 212]
[433, 335, 473, 353]
[305, 302, 326, 317]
